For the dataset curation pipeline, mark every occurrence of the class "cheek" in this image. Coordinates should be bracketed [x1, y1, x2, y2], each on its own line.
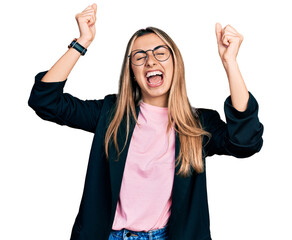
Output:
[166, 57, 174, 77]
[166, 63, 174, 79]
[132, 67, 144, 79]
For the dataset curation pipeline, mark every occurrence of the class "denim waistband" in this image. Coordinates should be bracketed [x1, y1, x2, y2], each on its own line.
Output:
[110, 224, 169, 239]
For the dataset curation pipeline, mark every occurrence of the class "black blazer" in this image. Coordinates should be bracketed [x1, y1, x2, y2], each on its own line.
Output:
[28, 71, 264, 240]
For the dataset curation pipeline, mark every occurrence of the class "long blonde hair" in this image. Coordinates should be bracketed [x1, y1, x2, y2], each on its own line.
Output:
[105, 27, 210, 177]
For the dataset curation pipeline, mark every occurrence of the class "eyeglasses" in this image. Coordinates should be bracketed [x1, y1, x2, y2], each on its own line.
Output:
[128, 45, 171, 66]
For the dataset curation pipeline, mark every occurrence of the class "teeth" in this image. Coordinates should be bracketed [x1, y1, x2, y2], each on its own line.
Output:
[148, 79, 162, 86]
[146, 71, 163, 78]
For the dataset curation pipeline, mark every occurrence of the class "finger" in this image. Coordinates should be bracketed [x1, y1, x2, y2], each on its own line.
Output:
[85, 15, 95, 25]
[222, 25, 243, 40]
[88, 16, 95, 26]
[84, 7, 97, 23]
[76, 7, 95, 20]
[80, 13, 95, 18]
[77, 14, 95, 25]
[222, 32, 237, 39]
[81, 9, 96, 21]
[77, 12, 96, 22]
[81, 11, 96, 21]
[223, 28, 238, 36]
[82, 5, 96, 14]
[215, 23, 223, 45]
[223, 24, 239, 35]
[76, 12, 91, 20]
[82, 9, 95, 15]
[222, 34, 232, 46]
[82, 5, 92, 12]
[91, 3, 97, 12]
[222, 34, 240, 46]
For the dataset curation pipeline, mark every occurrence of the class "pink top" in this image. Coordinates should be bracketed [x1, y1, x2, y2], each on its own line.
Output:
[112, 100, 176, 231]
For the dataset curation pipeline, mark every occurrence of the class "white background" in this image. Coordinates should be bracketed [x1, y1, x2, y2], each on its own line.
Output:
[1, 0, 291, 239]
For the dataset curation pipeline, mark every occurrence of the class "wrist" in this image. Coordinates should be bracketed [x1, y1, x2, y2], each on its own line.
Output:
[76, 37, 92, 49]
[222, 59, 238, 70]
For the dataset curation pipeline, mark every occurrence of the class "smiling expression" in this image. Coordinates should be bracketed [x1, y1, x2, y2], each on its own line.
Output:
[130, 33, 174, 107]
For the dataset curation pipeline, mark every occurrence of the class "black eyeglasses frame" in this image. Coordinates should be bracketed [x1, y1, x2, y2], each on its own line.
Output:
[128, 45, 172, 66]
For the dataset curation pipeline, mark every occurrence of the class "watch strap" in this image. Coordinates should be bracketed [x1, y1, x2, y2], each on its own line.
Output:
[68, 38, 87, 56]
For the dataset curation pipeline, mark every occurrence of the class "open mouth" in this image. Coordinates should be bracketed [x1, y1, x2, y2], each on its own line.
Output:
[145, 71, 164, 87]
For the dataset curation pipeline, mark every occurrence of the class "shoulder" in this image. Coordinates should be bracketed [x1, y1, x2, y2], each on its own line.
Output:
[102, 94, 117, 109]
[190, 107, 226, 136]
[192, 107, 222, 126]
[104, 93, 117, 102]
[101, 94, 118, 121]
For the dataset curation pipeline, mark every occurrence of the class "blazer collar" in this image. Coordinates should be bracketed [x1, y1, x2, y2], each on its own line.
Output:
[109, 104, 192, 227]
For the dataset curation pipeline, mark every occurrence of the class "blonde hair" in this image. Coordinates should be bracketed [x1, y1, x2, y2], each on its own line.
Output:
[105, 27, 210, 177]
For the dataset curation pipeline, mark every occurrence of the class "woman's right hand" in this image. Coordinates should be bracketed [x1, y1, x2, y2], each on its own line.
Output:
[75, 3, 97, 48]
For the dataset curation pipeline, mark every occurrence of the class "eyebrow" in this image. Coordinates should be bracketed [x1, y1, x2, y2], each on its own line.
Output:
[131, 45, 165, 53]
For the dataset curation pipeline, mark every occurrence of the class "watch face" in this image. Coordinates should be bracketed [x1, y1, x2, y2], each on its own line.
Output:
[68, 39, 77, 48]
[68, 39, 86, 55]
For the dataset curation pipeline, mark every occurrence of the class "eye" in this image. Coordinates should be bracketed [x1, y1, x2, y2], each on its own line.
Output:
[133, 51, 146, 58]
[132, 50, 147, 65]
[137, 56, 146, 61]
[153, 46, 170, 61]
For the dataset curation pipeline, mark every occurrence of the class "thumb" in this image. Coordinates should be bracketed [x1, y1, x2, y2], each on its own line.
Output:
[215, 23, 223, 45]
[92, 3, 97, 12]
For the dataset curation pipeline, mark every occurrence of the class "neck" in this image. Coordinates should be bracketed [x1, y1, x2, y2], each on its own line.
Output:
[141, 96, 168, 107]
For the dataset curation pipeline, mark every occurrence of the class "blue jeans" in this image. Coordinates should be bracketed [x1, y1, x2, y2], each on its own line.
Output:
[108, 224, 169, 240]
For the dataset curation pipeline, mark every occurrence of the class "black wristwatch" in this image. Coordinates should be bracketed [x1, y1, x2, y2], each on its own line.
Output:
[68, 38, 87, 56]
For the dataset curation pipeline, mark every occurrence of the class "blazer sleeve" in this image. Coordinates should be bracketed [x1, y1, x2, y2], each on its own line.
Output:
[199, 92, 264, 158]
[28, 71, 105, 133]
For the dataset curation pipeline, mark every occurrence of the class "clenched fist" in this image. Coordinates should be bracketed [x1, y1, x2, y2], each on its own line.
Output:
[75, 3, 97, 48]
[215, 23, 244, 64]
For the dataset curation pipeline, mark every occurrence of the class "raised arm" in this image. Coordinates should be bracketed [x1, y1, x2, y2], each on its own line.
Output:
[199, 23, 264, 158]
[215, 23, 249, 112]
[28, 3, 105, 133]
[42, 3, 97, 83]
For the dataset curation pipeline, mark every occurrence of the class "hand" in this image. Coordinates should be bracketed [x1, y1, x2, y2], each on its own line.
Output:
[215, 23, 244, 64]
[75, 3, 97, 47]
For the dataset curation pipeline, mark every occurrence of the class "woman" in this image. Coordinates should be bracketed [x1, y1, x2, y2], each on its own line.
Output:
[28, 3, 264, 240]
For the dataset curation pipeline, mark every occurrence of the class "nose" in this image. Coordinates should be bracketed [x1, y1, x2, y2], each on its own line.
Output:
[145, 51, 157, 67]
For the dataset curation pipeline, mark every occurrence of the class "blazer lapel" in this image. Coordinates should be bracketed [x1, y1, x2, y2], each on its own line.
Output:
[109, 105, 141, 221]
[168, 130, 193, 226]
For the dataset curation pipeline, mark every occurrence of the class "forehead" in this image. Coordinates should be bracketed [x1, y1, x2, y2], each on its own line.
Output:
[132, 33, 167, 50]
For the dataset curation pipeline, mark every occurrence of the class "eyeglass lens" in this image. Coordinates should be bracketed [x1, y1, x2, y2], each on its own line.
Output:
[131, 46, 170, 66]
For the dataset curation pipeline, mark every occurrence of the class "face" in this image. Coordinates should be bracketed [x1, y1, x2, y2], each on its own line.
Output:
[130, 33, 174, 107]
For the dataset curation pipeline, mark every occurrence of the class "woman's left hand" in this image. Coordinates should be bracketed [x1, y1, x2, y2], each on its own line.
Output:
[215, 23, 244, 64]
